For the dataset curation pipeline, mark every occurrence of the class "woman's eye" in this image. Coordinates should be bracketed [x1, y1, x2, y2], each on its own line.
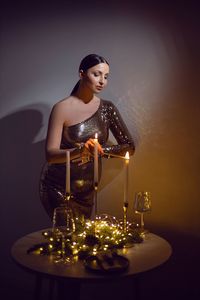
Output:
[94, 73, 99, 77]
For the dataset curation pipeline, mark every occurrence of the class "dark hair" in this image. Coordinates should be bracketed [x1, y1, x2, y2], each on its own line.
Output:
[70, 54, 109, 95]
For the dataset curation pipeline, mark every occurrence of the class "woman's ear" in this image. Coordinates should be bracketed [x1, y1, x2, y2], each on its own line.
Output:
[79, 69, 84, 79]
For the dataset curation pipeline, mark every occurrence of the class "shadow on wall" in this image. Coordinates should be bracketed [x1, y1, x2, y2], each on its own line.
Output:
[1, 106, 53, 226]
[0, 106, 51, 258]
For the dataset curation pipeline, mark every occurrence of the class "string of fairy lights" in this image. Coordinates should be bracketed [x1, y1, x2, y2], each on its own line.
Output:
[27, 215, 143, 260]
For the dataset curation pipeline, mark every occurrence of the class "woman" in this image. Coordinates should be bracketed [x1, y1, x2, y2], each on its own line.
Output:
[40, 54, 135, 220]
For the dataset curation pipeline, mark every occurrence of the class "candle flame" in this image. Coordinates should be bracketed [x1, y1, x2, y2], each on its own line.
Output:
[95, 133, 98, 139]
[125, 151, 130, 160]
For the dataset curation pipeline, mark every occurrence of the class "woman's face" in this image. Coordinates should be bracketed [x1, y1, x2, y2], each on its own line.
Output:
[80, 63, 109, 94]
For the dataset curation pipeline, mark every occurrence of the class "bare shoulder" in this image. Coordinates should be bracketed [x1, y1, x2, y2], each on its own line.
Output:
[50, 97, 72, 115]
[53, 96, 73, 109]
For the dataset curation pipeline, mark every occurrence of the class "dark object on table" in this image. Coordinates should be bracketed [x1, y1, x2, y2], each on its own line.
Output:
[84, 252, 129, 274]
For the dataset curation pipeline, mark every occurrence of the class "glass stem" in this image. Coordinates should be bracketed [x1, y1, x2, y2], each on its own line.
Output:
[61, 235, 65, 259]
[140, 212, 144, 230]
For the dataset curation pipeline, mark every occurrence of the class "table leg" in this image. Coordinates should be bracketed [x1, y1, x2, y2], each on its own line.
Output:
[133, 276, 141, 300]
[57, 280, 81, 300]
[34, 274, 43, 300]
[48, 278, 56, 300]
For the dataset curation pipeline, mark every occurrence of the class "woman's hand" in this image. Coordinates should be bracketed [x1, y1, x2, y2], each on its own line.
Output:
[84, 138, 104, 155]
[73, 139, 104, 166]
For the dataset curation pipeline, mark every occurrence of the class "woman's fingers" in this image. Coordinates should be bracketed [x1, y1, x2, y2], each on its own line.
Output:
[84, 139, 94, 150]
[97, 143, 104, 154]
[85, 139, 104, 155]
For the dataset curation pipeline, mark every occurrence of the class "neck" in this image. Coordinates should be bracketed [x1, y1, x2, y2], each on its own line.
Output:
[75, 85, 95, 104]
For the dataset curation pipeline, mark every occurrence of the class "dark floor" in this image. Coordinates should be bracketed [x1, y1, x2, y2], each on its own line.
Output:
[1, 263, 200, 300]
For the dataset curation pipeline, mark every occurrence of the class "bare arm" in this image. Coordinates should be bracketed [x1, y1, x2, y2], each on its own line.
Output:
[45, 103, 69, 163]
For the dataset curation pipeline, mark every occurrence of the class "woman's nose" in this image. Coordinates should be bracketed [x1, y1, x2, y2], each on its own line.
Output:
[99, 78, 104, 85]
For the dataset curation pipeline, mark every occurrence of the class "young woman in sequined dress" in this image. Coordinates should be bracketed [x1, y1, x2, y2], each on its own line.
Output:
[40, 54, 135, 219]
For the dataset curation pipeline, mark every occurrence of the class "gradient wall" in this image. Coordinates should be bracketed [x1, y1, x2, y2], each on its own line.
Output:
[1, 1, 199, 299]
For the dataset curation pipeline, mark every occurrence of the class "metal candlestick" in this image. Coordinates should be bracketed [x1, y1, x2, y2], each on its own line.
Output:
[123, 203, 128, 232]
[94, 183, 98, 219]
[62, 193, 71, 207]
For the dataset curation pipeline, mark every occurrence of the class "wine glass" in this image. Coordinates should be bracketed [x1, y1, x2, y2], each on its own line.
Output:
[52, 206, 76, 264]
[134, 191, 151, 234]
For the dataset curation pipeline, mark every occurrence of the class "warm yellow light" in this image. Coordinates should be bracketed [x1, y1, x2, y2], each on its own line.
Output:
[125, 151, 130, 160]
[34, 217, 143, 260]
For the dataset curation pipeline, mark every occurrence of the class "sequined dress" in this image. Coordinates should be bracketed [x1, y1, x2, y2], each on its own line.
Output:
[39, 100, 135, 219]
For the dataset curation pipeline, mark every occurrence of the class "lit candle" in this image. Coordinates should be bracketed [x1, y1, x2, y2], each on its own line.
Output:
[124, 151, 130, 205]
[94, 133, 98, 185]
[66, 150, 70, 195]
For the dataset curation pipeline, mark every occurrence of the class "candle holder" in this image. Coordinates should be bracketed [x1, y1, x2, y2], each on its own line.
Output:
[93, 183, 98, 219]
[93, 132, 99, 222]
[123, 202, 128, 233]
[62, 193, 71, 207]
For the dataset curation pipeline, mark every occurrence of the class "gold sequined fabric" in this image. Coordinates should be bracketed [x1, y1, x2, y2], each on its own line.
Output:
[39, 100, 135, 219]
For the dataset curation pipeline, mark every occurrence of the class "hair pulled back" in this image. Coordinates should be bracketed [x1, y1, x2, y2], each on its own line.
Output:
[70, 54, 109, 96]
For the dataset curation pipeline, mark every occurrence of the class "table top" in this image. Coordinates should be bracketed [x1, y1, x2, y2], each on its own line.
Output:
[11, 228, 172, 282]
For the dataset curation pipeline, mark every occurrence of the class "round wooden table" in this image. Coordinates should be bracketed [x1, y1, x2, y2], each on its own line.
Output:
[11, 229, 172, 299]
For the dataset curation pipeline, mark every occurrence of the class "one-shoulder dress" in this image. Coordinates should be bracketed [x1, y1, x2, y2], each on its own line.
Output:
[39, 100, 135, 220]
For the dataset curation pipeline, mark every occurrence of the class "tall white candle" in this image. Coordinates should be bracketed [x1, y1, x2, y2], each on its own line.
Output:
[124, 151, 130, 205]
[94, 133, 98, 185]
[66, 150, 70, 195]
